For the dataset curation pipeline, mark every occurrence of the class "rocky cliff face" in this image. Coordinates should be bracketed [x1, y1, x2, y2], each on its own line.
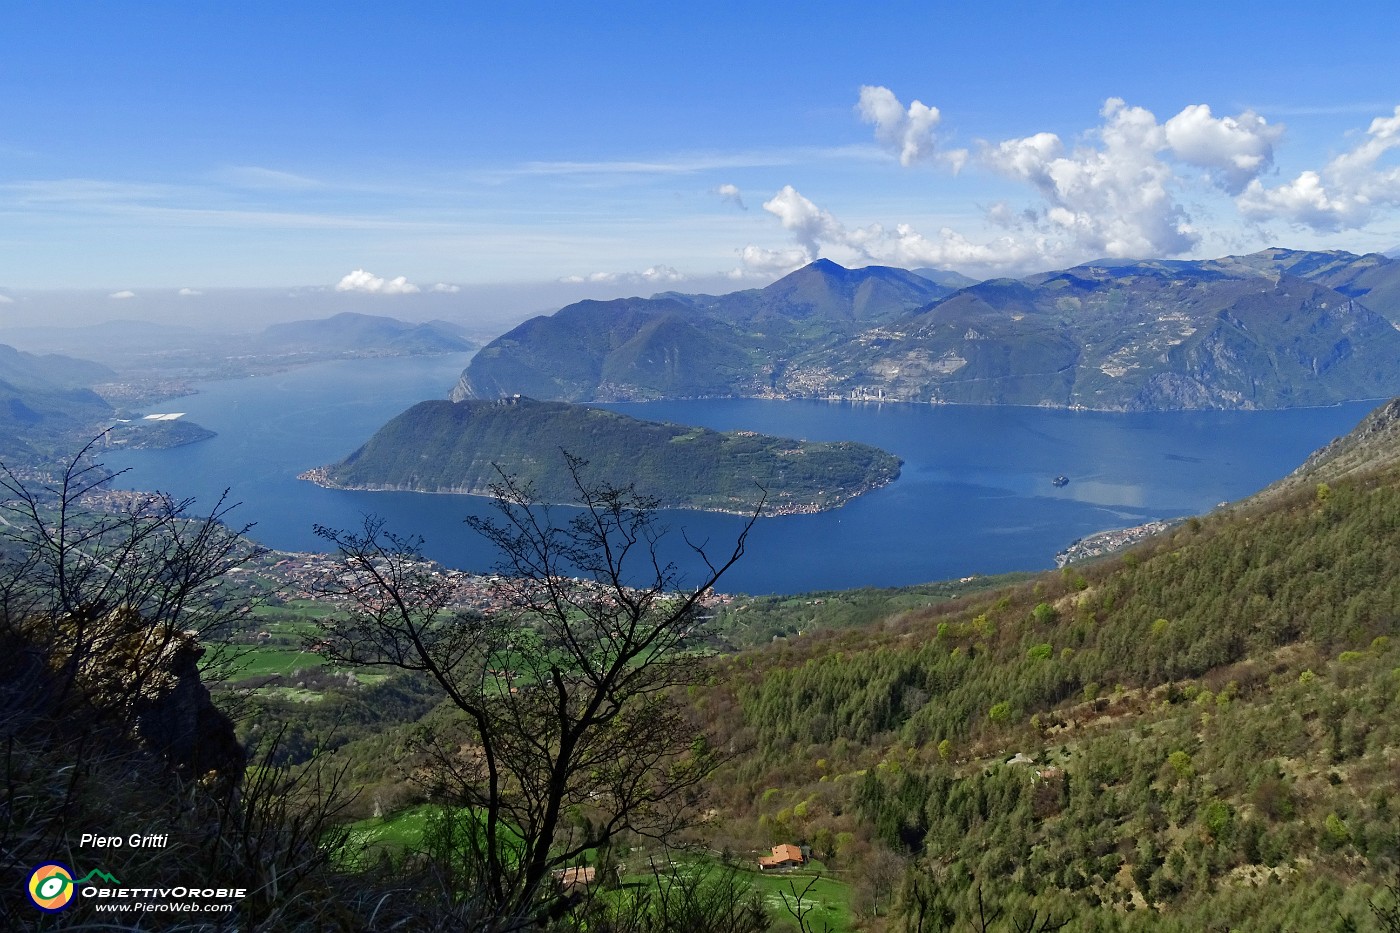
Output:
[51, 606, 244, 782]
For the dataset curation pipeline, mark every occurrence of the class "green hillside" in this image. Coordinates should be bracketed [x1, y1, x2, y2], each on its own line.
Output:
[308, 396, 901, 515]
[0, 343, 116, 458]
[688, 401, 1400, 929]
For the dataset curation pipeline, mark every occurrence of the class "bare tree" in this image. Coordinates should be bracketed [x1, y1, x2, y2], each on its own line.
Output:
[0, 437, 260, 748]
[313, 453, 761, 928]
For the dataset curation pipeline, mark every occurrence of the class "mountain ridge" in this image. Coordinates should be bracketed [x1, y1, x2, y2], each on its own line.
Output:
[454, 249, 1400, 411]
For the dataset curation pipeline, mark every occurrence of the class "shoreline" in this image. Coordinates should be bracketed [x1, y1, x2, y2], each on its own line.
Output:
[296, 466, 892, 518]
[588, 391, 1390, 415]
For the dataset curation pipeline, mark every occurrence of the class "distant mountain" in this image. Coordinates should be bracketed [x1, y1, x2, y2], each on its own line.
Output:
[806, 256, 1400, 410]
[0, 344, 115, 457]
[456, 250, 1400, 411]
[305, 397, 901, 515]
[910, 267, 981, 289]
[259, 312, 476, 355]
[454, 261, 952, 402]
[1218, 247, 1400, 323]
[0, 343, 116, 389]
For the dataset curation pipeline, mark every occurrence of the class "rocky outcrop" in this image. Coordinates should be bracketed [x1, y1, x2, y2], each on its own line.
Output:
[55, 606, 244, 782]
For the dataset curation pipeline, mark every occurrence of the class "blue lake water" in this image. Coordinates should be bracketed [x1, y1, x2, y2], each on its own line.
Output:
[105, 355, 1378, 595]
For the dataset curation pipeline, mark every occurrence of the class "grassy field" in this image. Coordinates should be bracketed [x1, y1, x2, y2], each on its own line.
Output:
[340, 807, 858, 930]
[345, 804, 438, 858]
[230, 646, 326, 678]
[612, 856, 855, 932]
[749, 865, 853, 931]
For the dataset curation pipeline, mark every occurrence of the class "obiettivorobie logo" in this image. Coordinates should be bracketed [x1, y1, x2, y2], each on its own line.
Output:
[26, 863, 122, 912]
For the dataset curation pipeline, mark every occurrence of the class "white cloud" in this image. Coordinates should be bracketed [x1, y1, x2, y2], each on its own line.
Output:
[1238, 105, 1400, 230]
[0, 294, 13, 304]
[730, 245, 812, 278]
[857, 85, 945, 167]
[762, 186, 853, 257]
[835, 91, 1299, 270]
[979, 98, 1197, 259]
[177, 287, 203, 296]
[430, 282, 461, 293]
[740, 188, 1060, 277]
[641, 265, 684, 283]
[109, 290, 137, 299]
[561, 265, 687, 286]
[1163, 104, 1282, 193]
[715, 183, 746, 209]
[838, 89, 1335, 271]
[335, 269, 421, 294]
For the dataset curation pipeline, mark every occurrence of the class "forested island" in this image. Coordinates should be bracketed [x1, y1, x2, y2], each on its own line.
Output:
[303, 396, 901, 515]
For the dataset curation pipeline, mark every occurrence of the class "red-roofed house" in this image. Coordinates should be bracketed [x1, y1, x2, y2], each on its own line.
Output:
[757, 844, 805, 871]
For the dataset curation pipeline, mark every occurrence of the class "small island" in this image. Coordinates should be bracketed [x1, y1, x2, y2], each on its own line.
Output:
[301, 397, 901, 515]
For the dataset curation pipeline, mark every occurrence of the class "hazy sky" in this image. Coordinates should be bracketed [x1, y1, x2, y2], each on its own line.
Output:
[2, 1, 1399, 297]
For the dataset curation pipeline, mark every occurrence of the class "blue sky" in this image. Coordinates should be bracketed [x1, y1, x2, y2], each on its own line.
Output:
[3, 1, 1399, 295]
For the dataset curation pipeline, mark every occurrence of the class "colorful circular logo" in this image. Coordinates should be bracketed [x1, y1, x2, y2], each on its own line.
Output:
[27, 862, 76, 912]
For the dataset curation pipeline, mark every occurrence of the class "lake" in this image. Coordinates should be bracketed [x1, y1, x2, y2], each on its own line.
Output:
[104, 355, 1378, 595]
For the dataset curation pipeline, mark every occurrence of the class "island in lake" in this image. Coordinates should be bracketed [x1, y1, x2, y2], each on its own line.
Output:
[301, 396, 901, 516]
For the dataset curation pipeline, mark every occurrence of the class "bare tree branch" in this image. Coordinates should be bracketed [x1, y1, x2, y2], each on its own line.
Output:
[313, 451, 760, 928]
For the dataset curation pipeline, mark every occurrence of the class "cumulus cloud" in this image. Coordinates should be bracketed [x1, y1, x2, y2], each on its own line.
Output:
[641, 265, 684, 283]
[739, 187, 1060, 277]
[835, 89, 1308, 272]
[1237, 105, 1400, 230]
[109, 290, 137, 299]
[714, 183, 746, 209]
[762, 186, 854, 257]
[0, 294, 13, 304]
[728, 245, 812, 278]
[1163, 104, 1283, 193]
[335, 269, 421, 294]
[430, 283, 461, 293]
[744, 89, 1394, 278]
[177, 287, 203, 296]
[858, 85, 948, 167]
[979, 98, 1198, 259]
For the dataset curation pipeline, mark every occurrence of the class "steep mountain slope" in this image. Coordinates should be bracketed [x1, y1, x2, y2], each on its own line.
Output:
[1257, 394, 1400, 504]
[456, 297, 757, 401]
[696, 396, 1400, 928]
[304, 396, 900, 514]
[0, 344, 115, 456]
[803, 259, 1400, 409]
[1221, 246, 1400, 322]
[453, 262, 951, 402]
[456, 250, 1400, 411]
